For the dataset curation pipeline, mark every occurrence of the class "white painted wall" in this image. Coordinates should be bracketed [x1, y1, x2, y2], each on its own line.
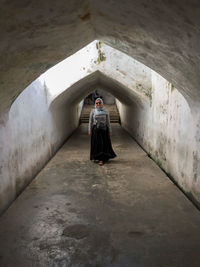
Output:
[117, 71, 200, 205]
[0, 79, 81, 214]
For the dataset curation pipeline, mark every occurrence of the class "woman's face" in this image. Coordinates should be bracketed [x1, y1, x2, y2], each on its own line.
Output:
[96, 100, 102, 108]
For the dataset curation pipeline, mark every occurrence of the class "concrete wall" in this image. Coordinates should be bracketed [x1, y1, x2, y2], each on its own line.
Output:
[117, 71, 200, 206]
[0, 78, 81, 214]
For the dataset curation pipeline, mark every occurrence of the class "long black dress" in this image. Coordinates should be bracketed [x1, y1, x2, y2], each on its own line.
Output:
[90, 125, 116, 162]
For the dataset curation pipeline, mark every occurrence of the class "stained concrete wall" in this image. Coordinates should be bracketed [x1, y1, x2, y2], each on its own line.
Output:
[117, 71, 200, 206]
[0, 78, 81, 214]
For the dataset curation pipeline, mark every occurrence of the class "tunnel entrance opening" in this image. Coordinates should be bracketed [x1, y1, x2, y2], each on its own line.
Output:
[84, 88, 116, 105]
[0, 39, 199, 217]
[81, 87, 120, 124]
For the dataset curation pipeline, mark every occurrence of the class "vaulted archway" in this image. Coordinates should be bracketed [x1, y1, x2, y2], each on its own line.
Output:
[1, 39, 198, 214]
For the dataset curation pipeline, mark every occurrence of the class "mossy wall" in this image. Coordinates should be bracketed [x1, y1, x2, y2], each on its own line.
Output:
[117, 71, 200, 208]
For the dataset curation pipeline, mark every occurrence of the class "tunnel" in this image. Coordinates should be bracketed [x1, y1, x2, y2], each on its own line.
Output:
[1, 1, 200, 266]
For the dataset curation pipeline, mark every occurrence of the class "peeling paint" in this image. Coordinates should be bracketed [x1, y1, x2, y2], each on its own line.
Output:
[136, 83, 152, 102]
[96, 41, 106, 64]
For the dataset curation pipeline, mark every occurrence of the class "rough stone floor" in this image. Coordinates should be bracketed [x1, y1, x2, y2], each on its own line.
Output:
[0, 124, 200, 267]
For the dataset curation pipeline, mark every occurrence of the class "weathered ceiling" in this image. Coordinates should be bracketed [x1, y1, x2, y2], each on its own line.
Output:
[1, 0, 200, 114]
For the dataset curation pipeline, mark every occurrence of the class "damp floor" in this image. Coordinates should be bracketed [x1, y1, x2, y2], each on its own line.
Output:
[0, 124, 200, 267]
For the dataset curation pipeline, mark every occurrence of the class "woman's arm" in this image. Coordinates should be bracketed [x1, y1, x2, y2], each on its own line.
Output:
[88, 110, 94, 135]
[106, 112, 112, 135]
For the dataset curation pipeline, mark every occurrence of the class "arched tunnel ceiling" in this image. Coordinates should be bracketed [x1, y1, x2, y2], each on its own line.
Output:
[50, 71, 142, 110]
[40, 41, 152, 110]
[1, 0, 200, 114]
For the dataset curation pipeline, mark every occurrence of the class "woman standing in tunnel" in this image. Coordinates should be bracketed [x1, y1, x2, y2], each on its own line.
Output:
[88, 98, 116, 166]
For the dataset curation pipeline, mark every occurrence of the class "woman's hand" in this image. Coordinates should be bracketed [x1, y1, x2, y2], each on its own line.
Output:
[88, 132, 92, 136]
[109, 132, 112, 137]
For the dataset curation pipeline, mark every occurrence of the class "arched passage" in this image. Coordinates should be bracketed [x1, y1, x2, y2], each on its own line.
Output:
[0, 40, 199, 216]
[0, 41, 151, 213]
[50, 71, 142, 109]
[1, 2, 200, 265]
[1, 0, 200, 116]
